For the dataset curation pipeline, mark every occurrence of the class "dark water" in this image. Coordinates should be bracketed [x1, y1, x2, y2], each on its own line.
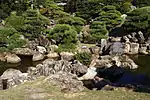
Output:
[0, 55, 43, 75]
[130, 55, 150, 77]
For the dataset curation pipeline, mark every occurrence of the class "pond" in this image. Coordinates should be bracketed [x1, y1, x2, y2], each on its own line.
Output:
[0, 55, 43, 76]
[130, 55, 150, 77]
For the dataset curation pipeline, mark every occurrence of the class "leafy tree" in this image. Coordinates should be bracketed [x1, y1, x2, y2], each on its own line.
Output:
[134, 0, 150, 7]
[40, 1, 69, 20]
[66, 0, 103, 22]
[101, 0, 132, 13]
[57, 16, 85, 33]
[0, 0, 28, 20]
[95, 5, 123, 31]
[122, 7, 150, 36]
[46, 24, 78, 51]
[90, 21, 108, 43]
[0, 27, 26, 52]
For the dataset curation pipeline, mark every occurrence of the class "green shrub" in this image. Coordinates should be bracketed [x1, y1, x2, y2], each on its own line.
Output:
[122, 7, 150, 34]
[95, 5, 123, 31]
[0, 27, 26, 52]
[57, 16, 85, 33]
[46, 24, 78, 52]
[89, 21, 108, 43]
[75, 52, 92, 65]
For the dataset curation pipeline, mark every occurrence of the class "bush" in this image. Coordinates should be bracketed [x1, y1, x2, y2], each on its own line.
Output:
[122, 7, 150, 35]
[6, 9, 50, 39]
[57, 16, 85, 33]
[89, 21, 108, 43]
[95, 5, 123, 31]
[75, 52, 92, 65]
[46, 24, 78, 51]
[0, 27, 26, 52]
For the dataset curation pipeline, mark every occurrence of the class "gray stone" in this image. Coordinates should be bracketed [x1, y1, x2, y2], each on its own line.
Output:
[13, 48, 35, 56]
[129, 43, 139, 54]
[32, 52, 45, 62]
[5, 54, 21, 63]
[46, 71, 84, 92]
[60, 52, 74, 61]
[1, 69, 28, 88]
[36, 46, 47, 54]
[110, 42, 124, 55]
[123, 43, 130, 54]
[139, 44, 148, 54]
[137, 31, 145, 43]
[47, 52, 59, 60]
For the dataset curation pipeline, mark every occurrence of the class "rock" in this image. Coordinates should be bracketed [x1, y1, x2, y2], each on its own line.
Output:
[89, 46, 100, 54]
[5, 54, 21, 63]
[112, 56, 122, 67]
[13, 48, 35, 56]
[101, 39, 107, 52]
[37, 36, 50, 47]
[1, 69, 28, 88]
[101, 85, 114, 91]
[71, 60, 88, 76]
[110, 37, 121, 42]
[47, 45, 58, 52]
[60, 52, 74, 61]
[90, 59, 112, 68]
[27, 40, 38, 50]
[110, 42, 124, 55]
[0, 53, 6, 62]
[137, 31, 145, 43]
[77, 67, 97, 80]
[46, 71, 84, 92]
[36, 46, 47, 54]
[129, 43, 139, 54]
[32, 53, 45, 62]
[121, 55, 138, 69]
[139, 44, 148, 54]
[122, 36, 130, 43]
[131, 32, 138, 42]
[35, 60, 87, 77]
[123, 43, 130, 54]
[47, 52, 59, 60]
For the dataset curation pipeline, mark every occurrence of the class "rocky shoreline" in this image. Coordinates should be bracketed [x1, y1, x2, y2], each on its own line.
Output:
[0, 31, 150, 92]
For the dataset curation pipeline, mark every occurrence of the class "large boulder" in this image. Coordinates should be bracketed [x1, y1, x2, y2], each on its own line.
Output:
[139, 44, 148, 54]
[27, 40, 38, 50]
[35, 60, 88, 76]
[121, 55, 138, 69]
[1, 69, 28, 89]
[60, 52, 74, 61]
[109, 42, 124, 55]
[36, 46, 47, 54]
[46, 71, 84, 92]
[129, 43, 139, 54]
[137, 31, 145, 43]
[47, 45, 58, 52]
[13, 48, 35, 56]
[123, 43, 130, 54]
[47, 52, 60, 60]
[32, 52, 45, 62]
[77, 67, 97, 80]
[5, 54, 21, 63]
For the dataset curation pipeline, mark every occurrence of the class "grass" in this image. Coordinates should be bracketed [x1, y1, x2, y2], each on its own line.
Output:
[0, 76, 150, 100]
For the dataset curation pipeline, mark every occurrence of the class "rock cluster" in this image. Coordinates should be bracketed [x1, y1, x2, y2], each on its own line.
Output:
[46, 71, 84, 92]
